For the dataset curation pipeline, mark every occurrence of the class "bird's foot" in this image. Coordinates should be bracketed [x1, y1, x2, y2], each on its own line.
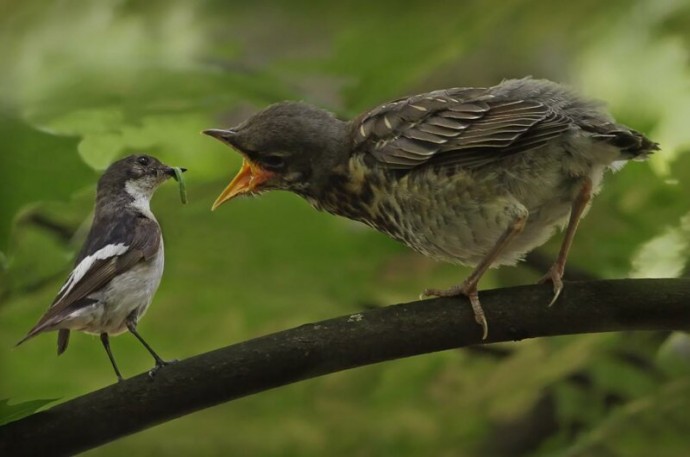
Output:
[538, 265, 564, 307]
[421, 283, 488, 340]
[147, 358, 178, 379]
[421, 284, 464, 299]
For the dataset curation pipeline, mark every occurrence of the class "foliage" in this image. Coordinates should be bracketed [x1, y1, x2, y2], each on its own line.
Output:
[0, 398, 57, 427]
[1, 0, 689, 455]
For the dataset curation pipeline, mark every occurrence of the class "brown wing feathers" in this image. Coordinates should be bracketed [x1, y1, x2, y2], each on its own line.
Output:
[355, 88, 571, 170]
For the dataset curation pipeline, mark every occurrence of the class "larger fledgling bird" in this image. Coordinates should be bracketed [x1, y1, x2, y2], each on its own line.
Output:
[17, 154, 186, 381]
[204, 78, 657, 338]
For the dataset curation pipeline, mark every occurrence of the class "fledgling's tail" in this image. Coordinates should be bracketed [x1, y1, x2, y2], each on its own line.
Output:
[607, 128, 659, 160]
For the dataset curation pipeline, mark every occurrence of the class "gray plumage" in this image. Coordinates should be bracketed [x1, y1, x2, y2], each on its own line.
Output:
[205, 77, 658, 337]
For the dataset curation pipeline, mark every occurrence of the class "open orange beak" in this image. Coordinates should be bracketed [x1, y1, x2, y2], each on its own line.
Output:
[211, 158, 275, 210]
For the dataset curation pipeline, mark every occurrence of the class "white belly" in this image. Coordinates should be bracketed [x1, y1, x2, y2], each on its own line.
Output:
[61, 240, 165, 335]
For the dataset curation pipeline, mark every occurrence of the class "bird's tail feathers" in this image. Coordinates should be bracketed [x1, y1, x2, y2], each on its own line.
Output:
[57, 329, 70, 355]
[15, 327, 44, 348]
[595, 128, 659, 161]
[15, 319, 58, 349]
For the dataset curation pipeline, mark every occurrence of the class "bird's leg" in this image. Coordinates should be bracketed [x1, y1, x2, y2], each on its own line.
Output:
[539, 177, 592, 306]
[100, 333, 124, 382]
[423, 214, 527, 339]
[125, 317, 174, 378]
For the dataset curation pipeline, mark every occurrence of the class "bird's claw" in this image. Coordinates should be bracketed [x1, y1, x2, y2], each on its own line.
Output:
[421, 285, 464, 299]
[475, 312, 489, 341]
[466, 290, 489, 340]
[538, 266, 564, 307]
[547, 284, 563, 307]
[147, 358, 178, 379]
[420, 284, 488, 340]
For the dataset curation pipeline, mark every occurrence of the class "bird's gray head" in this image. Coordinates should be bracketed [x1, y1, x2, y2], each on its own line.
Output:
[97, 154, 184, 203]
[203, 101, 349, 209]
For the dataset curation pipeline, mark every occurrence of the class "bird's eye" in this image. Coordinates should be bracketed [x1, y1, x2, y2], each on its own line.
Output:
[137, 156, 151, 166]
[262, 154, 286, 170]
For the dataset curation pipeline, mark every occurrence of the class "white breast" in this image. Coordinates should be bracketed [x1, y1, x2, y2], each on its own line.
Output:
[62, 237, 165, 335]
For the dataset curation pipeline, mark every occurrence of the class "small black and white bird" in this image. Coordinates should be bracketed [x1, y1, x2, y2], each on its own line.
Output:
[17, 154, 186, 381]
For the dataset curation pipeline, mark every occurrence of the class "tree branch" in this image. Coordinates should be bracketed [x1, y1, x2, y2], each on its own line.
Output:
[1, 278, 689, 456]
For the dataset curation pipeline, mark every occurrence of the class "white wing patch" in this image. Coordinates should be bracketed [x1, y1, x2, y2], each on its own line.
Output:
[55, 243, 129, 304]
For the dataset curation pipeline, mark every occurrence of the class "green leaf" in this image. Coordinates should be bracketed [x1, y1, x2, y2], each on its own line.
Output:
[0, 116, 96, 255]
[0, 398, 58, 426]
[630, 212, 690, 278]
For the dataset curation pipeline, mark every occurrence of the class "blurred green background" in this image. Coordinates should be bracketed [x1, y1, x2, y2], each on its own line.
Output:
[1, 0, 690, 455]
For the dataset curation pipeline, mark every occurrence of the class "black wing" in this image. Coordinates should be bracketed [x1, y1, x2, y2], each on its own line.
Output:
[17, 215, 161, 347]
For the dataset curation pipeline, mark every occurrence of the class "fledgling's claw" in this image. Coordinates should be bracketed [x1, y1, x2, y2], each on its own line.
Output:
[538, 265, 564, 307]
[467, 292, 489, 340]
[421, 283, 488, 340]
[421, 285, 464, 299]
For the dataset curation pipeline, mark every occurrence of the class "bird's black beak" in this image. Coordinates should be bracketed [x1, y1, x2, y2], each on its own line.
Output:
[202, 129, 238, 148]
[165, 167, 187, 177]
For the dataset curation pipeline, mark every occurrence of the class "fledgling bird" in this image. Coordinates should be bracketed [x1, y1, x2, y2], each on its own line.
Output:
[17, 154, 186, 381]
[204, 77, 657, 338]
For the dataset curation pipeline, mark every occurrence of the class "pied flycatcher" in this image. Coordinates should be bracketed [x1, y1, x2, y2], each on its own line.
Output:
[17, 154, 186, 381]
